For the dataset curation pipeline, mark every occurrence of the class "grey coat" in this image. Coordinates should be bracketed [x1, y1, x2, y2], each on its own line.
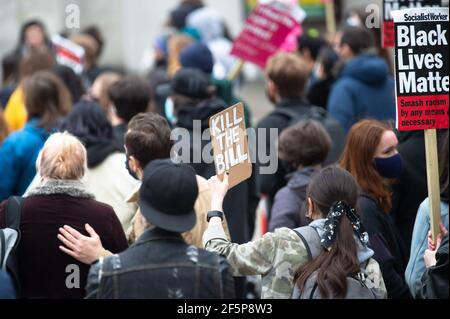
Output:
[269, 167, 318, 232]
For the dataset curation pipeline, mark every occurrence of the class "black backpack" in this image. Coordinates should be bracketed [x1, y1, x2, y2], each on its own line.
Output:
[272, 106, 345, 166]
[0, 196, 24, 297]
[291, 226, 378, 299]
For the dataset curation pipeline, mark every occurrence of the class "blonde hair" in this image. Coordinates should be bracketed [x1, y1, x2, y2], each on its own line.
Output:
[38, 132, 87, 180]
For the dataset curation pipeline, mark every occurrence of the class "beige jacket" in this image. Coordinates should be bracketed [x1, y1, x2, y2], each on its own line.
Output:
[127, 175, 231, 247]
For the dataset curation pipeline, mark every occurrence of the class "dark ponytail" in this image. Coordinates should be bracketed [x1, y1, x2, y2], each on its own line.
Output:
[294, 166, 362, 298]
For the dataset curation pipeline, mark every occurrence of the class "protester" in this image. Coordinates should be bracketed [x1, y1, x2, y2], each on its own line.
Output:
[154, 34, 194, 116]
[0, 132, 127, 298]
[186, 6, 237, 79]
[257, 52, 344, 213]
[147, 34, 171, 114]
[122, 112, 230, 245]
[391, 130, 448, 251]
[269, 120, 331, 231]
[297, 34, 326, 82]
[4, 48, 55, 131]
[56, 112, 230, 261]
[0, 20, 52, 109]
[339, 119, 411, 299]
[70, 34, 101, 87]
[170, 68, 258, 246]
[203, 166, 386, 299]
[51, 64, 85, 104]
[59, 101, 139, 231]
[84, 159, 235, 299]
[166, 34, 195, 78]
[107, 76, 151, 148]
[179, 42, 253, 128]
[87, 72, 122, 113]
[405, 132, 449, 298]
[12, 19, 53, 58]
[81, 25, 105, 60]
[340, 5, 394, 74]
[1, 53, 19, 108]
[167, 0, 204, 31]
[0, 107, 9, 143]
[306, 46, 339, 109]
[328, 26, 396, 133]
[420, 231, 449, 299]
[0, 71, 71, 201]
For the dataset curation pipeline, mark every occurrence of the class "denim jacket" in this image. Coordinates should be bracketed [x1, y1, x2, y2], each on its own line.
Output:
[85, 227, 235, 299]
[405, 198, 449, 298]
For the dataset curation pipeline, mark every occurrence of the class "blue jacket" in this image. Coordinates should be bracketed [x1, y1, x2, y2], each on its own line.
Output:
[327, 54, 396, 133]
[0, 271, 16, 299]
[405, 198, 449, 298]
[0, 118, 49, 201]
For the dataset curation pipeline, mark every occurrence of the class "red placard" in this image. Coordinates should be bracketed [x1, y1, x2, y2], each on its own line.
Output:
[230, 3, 298, 68]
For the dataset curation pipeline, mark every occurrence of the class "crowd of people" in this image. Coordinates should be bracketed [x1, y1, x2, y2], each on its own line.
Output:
[0, 0, 448, 300]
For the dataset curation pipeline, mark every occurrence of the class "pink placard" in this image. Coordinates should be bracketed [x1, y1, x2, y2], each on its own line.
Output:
[231, 3, 298, 68]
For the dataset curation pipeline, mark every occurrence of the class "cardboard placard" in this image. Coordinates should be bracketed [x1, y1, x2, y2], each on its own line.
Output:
[393, 7, 449, 131]
[382, 1, 442, 48]
[52, 34, 85, 75]
[230, 3, 298, 68]
[209, 103, 252, 189]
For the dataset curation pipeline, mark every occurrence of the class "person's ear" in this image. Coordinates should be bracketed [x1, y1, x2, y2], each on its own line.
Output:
[302, 48, 312, 62]
[129, 156, 144, 179]
[266, 79, 279, 103]
[307, 197, 314, 219]
[340, 43, 354, 59]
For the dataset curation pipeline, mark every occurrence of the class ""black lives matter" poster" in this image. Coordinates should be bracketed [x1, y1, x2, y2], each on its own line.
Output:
[393, 7, 449, 131]
[383, 0, 442, 48]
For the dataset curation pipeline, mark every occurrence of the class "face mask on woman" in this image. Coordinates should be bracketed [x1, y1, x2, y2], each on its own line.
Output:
[373, 153, 403, 179]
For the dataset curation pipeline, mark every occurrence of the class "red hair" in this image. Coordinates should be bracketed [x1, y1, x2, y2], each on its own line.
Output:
[339, 120, 393, 213]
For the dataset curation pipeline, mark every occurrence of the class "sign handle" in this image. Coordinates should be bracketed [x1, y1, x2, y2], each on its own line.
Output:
[324, 0, 336, 35]
[227, 59, 245, 81]
[424, 129, 441, 241]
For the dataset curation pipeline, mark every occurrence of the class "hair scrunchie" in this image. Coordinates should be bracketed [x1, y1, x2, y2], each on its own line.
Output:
[320, 201, 369, 250]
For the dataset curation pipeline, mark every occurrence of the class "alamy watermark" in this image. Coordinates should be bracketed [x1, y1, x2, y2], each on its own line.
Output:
[170, 123, 279, 175]
[65, 3, 80, 30]
[65, 264, 80, 289]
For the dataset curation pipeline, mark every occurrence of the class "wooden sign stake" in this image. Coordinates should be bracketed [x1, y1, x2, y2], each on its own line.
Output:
[227, 59, 245, 81]
[424, 128, 441, 241]
[325, 1, 336, 35]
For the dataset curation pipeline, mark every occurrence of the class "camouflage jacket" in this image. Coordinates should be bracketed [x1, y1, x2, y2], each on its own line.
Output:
[203, 224, 309, 299]
[203, 224, 387, 299]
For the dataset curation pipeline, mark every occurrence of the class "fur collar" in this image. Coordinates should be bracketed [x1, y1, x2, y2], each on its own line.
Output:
[27, 178, 95, 199]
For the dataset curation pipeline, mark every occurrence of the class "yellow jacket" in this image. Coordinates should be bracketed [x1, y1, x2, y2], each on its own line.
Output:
[4, 87, 27, 132]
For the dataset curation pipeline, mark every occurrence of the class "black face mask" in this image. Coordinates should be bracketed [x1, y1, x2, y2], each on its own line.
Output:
[125, 155, 140, 180]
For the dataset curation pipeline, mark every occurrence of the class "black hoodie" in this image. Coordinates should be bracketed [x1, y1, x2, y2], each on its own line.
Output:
[174, 98, 259, 245]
